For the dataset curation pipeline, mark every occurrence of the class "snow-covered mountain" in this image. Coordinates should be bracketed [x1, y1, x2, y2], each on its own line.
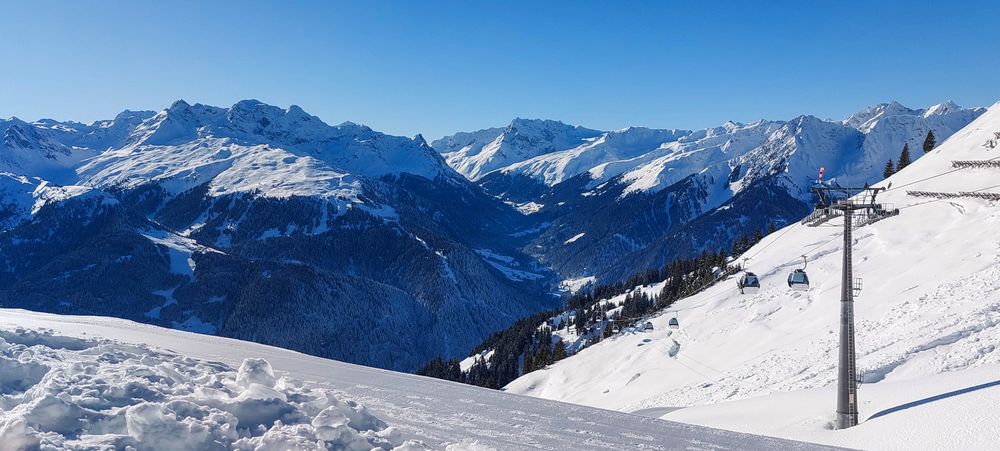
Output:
[502, 101, 1000, 449]
[432, 119, 603, 182]
[0, 100, 557, 372]
[68, 100, 446, 196]
[436, 101, 985, 283]
[444, 102, 982, 196]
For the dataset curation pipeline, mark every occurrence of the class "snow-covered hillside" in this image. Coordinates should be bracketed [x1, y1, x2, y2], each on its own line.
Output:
[505, 101, 1000, 450]
[0, 309, 831, 451]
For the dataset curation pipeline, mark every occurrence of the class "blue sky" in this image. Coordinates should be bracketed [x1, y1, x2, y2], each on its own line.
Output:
[1, 0, 997, 139]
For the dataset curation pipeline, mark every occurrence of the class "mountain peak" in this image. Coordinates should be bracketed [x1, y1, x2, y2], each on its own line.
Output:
[508, 118, 573, 133]
[923, 100, 962, 117]
[231, 98, 264, 108]
[113, 109, 156, 122]
[167, 99, 192, 112]
[843, 101, 915, 129]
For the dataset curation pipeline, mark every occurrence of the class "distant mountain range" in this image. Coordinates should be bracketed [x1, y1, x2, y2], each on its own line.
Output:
[434, 101, 984, 281]
[0, 99, 983, 370]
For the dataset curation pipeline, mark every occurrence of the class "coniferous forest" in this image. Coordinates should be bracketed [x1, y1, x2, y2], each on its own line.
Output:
[417, 226, 772, 388]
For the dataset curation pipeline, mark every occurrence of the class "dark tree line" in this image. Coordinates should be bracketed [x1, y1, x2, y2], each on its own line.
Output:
[416, 224, 773, 389]
[885, 131, 934, 179]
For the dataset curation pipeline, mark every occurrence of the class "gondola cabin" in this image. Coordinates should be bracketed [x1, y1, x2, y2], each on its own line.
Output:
[738, 272, 761, 294]
[787, 269, 810, 291]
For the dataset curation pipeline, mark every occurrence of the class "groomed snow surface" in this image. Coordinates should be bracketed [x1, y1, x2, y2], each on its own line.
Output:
[0, 310, 833, 451]
[506, 102, 1000, 450]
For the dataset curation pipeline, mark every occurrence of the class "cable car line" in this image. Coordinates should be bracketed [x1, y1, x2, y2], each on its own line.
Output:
[881, 154, 1000, 193]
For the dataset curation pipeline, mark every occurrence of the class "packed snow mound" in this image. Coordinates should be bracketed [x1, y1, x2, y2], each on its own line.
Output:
[0, 327, 426, 451]
[505, 100, 1000, 448]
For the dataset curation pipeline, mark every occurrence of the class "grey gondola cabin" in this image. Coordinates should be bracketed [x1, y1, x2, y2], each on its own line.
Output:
[738, 272, 761, 294]
[787, 269, 810, 291]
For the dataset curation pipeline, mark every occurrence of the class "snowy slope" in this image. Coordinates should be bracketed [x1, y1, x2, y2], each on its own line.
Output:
[0, 119, 100, 184]
[0, 309, 833, 451]
[505, 101, 1000, 450]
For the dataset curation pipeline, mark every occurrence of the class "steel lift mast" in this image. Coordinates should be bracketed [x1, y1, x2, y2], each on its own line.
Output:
[809, 184, 896, 429]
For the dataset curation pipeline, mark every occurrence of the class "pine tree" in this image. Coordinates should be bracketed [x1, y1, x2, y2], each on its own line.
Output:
[883, 159, 896, 179]
[882, 160, 896, 178]
[553, 340, 568, 361]
[523, 352, 535, 373]
[898, 144, 912, 170]
[923, 130, 936, 153]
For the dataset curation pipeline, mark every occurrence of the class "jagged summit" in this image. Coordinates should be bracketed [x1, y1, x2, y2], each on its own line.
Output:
[431, 118, 603, 181]
[923, 100, 967, 117]
[842, 100, 983, 131]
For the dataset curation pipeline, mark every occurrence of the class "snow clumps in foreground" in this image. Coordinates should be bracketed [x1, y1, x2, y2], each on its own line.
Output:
[0, 327, 434, 450]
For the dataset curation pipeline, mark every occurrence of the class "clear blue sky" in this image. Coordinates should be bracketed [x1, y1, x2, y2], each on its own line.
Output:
[1, 0, 997, 139]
